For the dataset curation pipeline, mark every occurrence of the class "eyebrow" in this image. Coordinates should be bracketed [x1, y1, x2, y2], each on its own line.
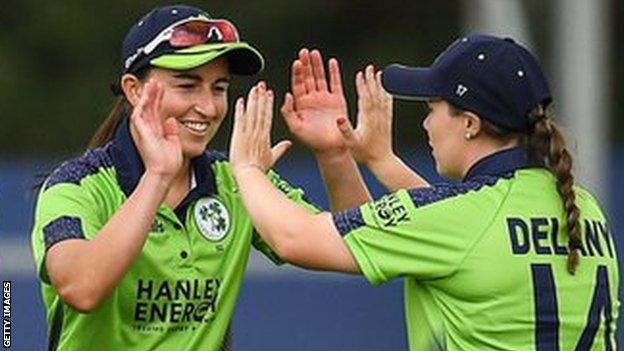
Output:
[171, 73, 230, 84]
[172, 73, 202, 81]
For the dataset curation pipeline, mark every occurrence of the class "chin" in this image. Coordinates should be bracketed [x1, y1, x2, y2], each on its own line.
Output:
[182, 142, 209, 159]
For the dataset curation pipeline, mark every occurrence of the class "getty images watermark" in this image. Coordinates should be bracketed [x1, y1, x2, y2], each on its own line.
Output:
[3, 281, 10, 348]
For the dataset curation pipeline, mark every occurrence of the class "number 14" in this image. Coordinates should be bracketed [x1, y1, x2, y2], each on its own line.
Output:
[531, 264, 615, 350]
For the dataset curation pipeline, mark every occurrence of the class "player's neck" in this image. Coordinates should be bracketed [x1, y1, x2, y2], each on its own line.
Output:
[459, 138, 521, 179]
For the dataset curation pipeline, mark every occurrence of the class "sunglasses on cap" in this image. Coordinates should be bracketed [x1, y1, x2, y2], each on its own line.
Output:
[124, 16, 241, 71]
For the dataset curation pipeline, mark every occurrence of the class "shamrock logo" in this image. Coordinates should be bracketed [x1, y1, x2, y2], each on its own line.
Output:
[194, 198, 230, 242]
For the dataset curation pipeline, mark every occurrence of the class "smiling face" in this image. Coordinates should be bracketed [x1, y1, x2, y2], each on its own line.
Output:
[422, 100, 471, 179]
[132, 59, 230, 159]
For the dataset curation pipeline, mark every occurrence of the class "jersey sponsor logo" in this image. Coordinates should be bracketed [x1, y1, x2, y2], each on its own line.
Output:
[371, 194, 410, 227]
[133, 278, 221, 330]
[506, 217, 614, 258]
[194, 197, 230, 242]
[274, 178, 295, 194]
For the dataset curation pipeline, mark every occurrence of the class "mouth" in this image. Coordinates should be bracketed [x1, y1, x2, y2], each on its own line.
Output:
[179, 120, 209, 135]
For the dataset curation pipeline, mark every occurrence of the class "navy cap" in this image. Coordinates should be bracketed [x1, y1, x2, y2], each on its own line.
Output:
[121, 5, 264, 75]
[382, 34, 552, 132]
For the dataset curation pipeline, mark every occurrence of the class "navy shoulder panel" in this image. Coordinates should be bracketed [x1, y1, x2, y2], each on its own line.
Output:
[333, 174, 509, 237]
[333, 207, 366, 237]
[43, 216, 85, 251]
[45, 146, 113, 190]
[408, 175, 504, 208]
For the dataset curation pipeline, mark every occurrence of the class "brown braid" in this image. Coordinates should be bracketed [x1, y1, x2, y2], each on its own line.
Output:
[526, 105, 582, 275]
[448, 101, 582, 274]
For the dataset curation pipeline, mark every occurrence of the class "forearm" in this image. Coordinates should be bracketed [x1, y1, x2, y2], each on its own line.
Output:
[316, 151, 372, 211]
[236, 166, 359, 272]
[236, 166, 314, 251]
[367, 155, 429, 192]
[49, 172, 170, 311]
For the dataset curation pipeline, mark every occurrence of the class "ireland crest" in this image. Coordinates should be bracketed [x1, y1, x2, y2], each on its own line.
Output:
[194, 197, 230, 242]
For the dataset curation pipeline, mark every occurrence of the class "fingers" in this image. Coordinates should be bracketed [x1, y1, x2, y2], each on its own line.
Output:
[131, 80, 156, 133]
[162, 117, 179, 142]
[310, 49, 328, 91]
[355, 70, 369, 102]
[328, 58, 344, 95]
[364, 64, 377, 99]
[377, 71, 393, 104]
[133, 80, 165, 136]
[233, 82, 276, 171]
[291, 60, 306, 99]
[233, 96, 246, 134]
[292, 48, 340, 97]
[262, 89, 274, 145]
[151, 82, 165, 134]
[280, 92, 302, 132]
[271, 140, 292, 165]
[299, 48, 316, 94]
[229, 96, 246, 167]
[254, 82, 267, 133]
[245, 84, 259, 131]
[357, 65, 391, 111]
[337, 117, 358, 146]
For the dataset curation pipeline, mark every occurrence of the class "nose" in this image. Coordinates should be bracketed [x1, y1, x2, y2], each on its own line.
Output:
[422, 113, 431, 130]
[194, 96, 218, 120]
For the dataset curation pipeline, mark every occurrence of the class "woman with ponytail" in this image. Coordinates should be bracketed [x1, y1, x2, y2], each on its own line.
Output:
[229, 35, 619, 350]
[30, 5, 371, 350]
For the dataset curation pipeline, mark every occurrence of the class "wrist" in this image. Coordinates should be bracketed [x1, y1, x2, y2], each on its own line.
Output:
[366, 153, 400, 172]
[314, 148, 351, 165]
[141, 171, 174, 192]
[232, 163, 266, 179]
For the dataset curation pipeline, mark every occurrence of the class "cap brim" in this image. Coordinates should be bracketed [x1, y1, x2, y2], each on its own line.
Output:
[381, 64, 442, 101]
[150, 42, 264, 75]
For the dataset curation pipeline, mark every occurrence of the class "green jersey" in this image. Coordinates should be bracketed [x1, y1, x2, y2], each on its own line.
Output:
[333, 147, 619, 351]
[31, 118, 317, 351]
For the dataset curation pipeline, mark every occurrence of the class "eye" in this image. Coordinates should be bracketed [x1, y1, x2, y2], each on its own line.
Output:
[214, 82, 229, 93]
[177, 83, 196, 89]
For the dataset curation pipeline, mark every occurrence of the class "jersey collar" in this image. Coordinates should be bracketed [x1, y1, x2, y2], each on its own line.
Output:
[108, 117, 218, 217]
[463, 146, 539, 181]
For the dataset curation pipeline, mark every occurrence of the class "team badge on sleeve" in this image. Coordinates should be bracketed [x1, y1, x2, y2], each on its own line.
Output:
[194, 197, 230, 241]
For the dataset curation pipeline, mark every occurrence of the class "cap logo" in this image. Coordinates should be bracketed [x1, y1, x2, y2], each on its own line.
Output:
[194, 197, 230, 242]
[456, 84, 468, 97]
[208, 27, 224, 41]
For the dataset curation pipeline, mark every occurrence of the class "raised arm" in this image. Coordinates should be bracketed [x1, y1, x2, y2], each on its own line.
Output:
[338, 65, 429, 191]
[44, 81, 182, 312]
[281, 49, 371, 211]
[230, 84, 359, 273]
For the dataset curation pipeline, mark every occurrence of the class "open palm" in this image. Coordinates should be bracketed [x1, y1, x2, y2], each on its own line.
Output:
[129, 80, 182, 180]
[282, 49, 348, 154]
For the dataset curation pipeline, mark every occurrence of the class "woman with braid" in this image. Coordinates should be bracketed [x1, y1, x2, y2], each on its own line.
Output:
[228, 35, 619, 350]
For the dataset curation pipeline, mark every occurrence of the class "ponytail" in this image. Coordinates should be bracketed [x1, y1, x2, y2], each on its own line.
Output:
[526, 105, 582, 275]
[88, 97, 131, 148]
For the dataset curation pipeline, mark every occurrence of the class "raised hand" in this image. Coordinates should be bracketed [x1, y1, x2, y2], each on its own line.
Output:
[281, 48, 348, 156]
[230, 82, 292, 175]
[337, 65, 394, 166]
[129, 80, 183, 182]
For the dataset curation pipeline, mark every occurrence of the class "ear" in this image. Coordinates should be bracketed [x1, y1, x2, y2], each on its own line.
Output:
[463, 111, 482, 138]
[120, 73, 144, 107]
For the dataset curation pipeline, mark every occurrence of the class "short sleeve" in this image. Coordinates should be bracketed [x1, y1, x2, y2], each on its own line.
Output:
[335, 182, 504, 285]
[31, 182, 104, 284]
[251, 170, 322, 265]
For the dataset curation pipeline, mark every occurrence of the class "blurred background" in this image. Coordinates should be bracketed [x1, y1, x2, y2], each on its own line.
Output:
[1, 0, 622, 349]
